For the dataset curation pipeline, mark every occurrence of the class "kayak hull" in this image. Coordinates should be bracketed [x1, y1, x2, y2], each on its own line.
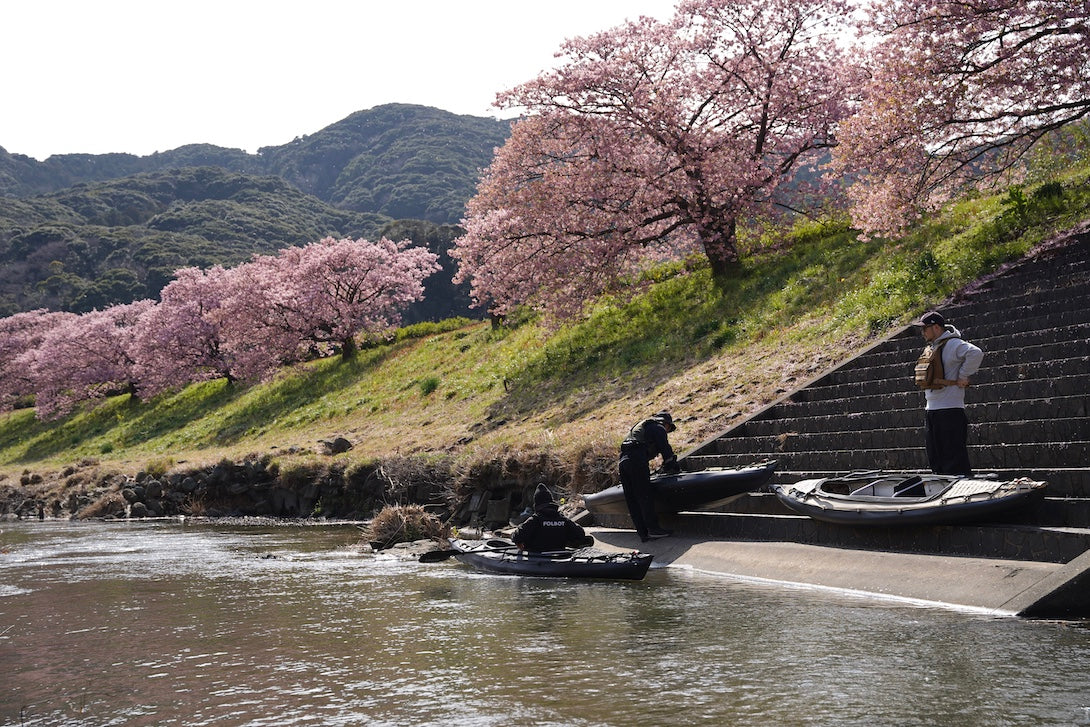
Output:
[584, 461, 777, 516]
[773, 472, 1048, 526]
[448, 538, 653, 580]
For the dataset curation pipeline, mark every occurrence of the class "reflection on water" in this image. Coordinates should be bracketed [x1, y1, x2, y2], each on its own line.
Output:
[2, 521, 1089, 726]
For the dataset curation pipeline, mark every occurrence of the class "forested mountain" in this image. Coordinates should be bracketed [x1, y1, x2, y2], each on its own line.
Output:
[0, 104, 512, 319]
[260, 104, 512, 223]
[0, 167, 390, 314]
[0, 104, 512, 224]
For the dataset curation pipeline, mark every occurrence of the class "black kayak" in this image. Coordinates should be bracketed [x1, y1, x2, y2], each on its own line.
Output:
[584, 460, 777, 516]
[447, 538, 653, 580]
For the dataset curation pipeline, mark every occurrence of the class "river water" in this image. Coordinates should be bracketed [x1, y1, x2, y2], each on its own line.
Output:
[2, 520, 1089, 726]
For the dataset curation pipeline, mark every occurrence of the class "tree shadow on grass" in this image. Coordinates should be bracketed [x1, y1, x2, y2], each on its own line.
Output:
[2, 347, 395, 464]
[4, 382, 242, 464]
[200, 353, 378, 446]
[482, 229, 879, 429]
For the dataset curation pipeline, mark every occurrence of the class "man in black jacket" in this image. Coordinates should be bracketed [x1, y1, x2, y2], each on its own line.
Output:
[512, 484, 592, 552]
[619, 411, 679, 542]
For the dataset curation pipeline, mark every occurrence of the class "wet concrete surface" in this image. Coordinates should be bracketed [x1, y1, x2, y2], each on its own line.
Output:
[589, 527, 1081, 616]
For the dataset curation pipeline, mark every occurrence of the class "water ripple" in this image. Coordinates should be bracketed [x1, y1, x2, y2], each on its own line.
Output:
[2, 521, 1089, 726]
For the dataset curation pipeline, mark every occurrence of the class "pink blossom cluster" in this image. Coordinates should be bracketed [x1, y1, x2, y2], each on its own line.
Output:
[453, 0, 855, 319]
[0, 237, 439, 420]
[832, 0, 1090, 237]
[453, 0, 1087, 321]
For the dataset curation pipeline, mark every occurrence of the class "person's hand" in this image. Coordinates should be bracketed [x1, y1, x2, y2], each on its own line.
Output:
[957, 377, 970, 388]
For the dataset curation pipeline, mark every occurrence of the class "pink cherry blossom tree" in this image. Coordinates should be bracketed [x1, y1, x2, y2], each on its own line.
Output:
[832, 0, 1090, 237]
[452, 0, 854, 319]
[0, 238, 441, 415]
[129, 266, 254, 399]
[130, 237, 439, 398]
[249, 236, 441, 358]
[0, 309, 78, 412]
[28, 300, 156, 420]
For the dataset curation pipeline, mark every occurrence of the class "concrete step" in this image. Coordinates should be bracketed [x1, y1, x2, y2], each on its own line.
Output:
[858, 310, 1090, 362]
[799, 355, 1089, 400]
[853, 323, 1090, 370]
[961, 305, 1090, 339]
[699, 491, 1090, 529]
[971, 291, 1090, 320]
[942, 279, 1090, 320]
[737, 398, 1090, 435]
[691, 440, 1090, 471]
[970, 247, 1090, 295]
[771, 376, 1090, 415]
[651, 511, 1090, 564]
[665, 232, 1090, 582]
[973, 241, 1090, 284]
[709, 418, 1090, 456]
[689, 450, 1090, 492]
[822, 343, 1090, 387]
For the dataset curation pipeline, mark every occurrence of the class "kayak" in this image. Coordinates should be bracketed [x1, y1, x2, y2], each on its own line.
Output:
[447, 538, 653, 580]
[583, 461, 777, 516]
[772, 471, 1048, 526]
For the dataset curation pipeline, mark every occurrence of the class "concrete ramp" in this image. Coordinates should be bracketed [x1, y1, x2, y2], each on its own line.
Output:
[593, 230, 1090, 618]
[591, 528, 1090, 618]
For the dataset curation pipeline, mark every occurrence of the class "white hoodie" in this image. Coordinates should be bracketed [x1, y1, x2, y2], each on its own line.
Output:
[924, 325, 984, 410]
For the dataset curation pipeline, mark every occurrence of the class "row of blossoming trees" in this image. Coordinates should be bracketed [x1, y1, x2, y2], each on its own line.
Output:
[4, 1, 1087, 420]
[0, 237, 440, 420]
[451, 0, 1090, 321]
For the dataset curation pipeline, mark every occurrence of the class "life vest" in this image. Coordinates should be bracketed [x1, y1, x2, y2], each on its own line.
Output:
[914, 338, 958, 389]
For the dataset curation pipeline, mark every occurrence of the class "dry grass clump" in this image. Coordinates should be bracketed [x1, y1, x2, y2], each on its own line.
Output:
[449, 444, 573, 499]
[365, 504, 450, 548]
[74, 491, 127, 520]
[558, 438, 619, 495]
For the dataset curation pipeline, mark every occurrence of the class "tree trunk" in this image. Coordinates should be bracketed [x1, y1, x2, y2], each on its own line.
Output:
[700, 216, 739, 278]
[340, 336, 358, 361]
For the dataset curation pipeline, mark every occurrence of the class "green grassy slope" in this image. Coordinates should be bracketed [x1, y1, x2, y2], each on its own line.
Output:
[1, 168, 1087, 484]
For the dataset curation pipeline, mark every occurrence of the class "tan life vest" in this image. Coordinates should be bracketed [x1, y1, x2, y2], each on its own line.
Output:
[914, 338, 958, 389]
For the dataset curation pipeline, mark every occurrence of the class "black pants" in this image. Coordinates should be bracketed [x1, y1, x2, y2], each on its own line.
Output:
[925, 408, 972, 476]
[619, 454, 661, 539]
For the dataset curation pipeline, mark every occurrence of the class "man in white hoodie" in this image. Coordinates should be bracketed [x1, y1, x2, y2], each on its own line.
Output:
[914, 311, 984, 475]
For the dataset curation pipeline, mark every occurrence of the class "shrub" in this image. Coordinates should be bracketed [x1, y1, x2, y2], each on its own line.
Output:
[419, 376, 440, 396]
[279, 459, 326, 490]
[75, 492, 127, 520]
[144, 457, 174, 479]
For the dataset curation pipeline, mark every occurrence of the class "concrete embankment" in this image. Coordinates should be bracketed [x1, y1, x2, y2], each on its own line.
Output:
[584, 233, 1090, 620]
[590, 527, 1090, 618]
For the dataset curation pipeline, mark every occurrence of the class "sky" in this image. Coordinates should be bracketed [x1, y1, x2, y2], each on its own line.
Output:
[2, 0, 680, 161]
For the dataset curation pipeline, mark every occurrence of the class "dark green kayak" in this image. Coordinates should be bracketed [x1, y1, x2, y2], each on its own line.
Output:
[448, 538, 653, 580]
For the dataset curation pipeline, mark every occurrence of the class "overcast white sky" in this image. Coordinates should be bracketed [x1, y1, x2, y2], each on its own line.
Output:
[2, 0, 679, 161]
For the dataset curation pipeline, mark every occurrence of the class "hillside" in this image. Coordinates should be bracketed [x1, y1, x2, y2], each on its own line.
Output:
[1, 164, 1086, 504]
[0, 104, 508, 319]
[259, 105, 512, 223]
[0, 167, 390, 314]
[0, 104, 512, 225]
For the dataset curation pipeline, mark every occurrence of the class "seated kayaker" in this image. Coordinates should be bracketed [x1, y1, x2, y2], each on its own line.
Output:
[512, 484, 593, 552]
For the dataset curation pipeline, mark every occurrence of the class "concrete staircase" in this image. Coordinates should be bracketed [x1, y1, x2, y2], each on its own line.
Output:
[656, 228, 1090, 574]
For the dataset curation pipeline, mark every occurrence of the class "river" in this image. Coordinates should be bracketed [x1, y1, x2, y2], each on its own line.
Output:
[1, 520, 1089, 726]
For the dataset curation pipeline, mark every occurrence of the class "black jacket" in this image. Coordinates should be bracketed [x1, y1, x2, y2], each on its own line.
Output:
[621, 418, 677, 466]
[512, 503, 587, 552]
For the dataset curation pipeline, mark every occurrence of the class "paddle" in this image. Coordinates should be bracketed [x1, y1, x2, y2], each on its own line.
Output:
[418, 544, 517, 563]
[418, 543, 575, 563]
